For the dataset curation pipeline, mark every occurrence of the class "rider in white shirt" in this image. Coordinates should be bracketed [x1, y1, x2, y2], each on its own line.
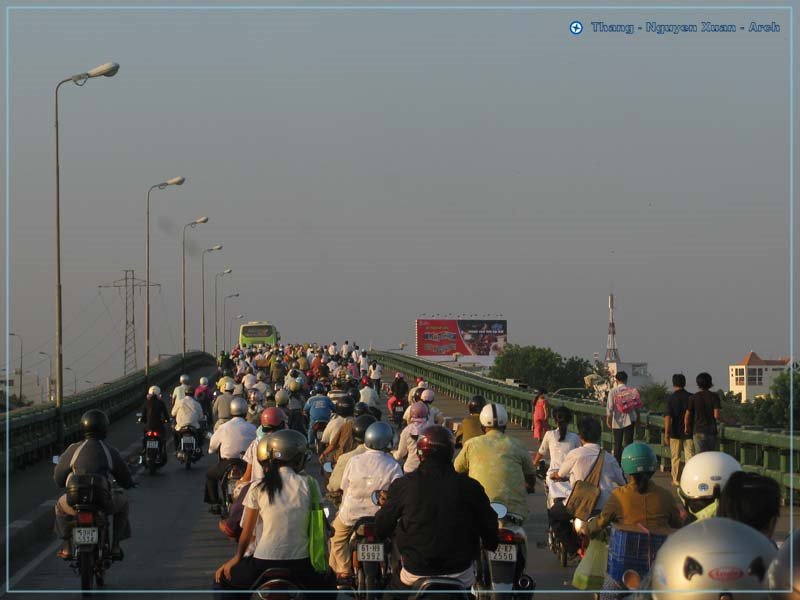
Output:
[532, 407, 581, 508]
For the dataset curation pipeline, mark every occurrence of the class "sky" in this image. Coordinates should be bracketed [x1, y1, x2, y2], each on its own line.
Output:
[1, 1, 798, 392]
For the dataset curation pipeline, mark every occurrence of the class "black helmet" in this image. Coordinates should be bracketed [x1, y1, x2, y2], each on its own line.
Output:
[81, 409, 109, 439]
[336, 396, 355, 417]
[256, 429, 308, 473]
[354, 401, 369, 417]
[348, 388, 360, 403]
[416, 425, 455, 463]
[352, 414, 377, 443]
[468, 395, 486, 415]
[532, 388, 546, 399]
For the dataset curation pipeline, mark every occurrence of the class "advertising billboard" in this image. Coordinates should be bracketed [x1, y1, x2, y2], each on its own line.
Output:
[415, 319, 508, 364]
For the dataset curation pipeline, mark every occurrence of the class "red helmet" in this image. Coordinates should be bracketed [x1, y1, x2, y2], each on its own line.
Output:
[416, 425, 455, 463]
[415, 377, 424, 384]
[260, 407, 287, 429]
[361, 376, 370, 387]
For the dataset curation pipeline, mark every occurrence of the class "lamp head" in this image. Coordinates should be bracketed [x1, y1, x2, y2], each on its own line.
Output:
[210, 244, 223, 251]
[236, 314, 244, 319]
[195, 216, 209, 225]
[87, 62, 120, 78]
[223, 268, 232, 274]
[165, 176, 186, 186]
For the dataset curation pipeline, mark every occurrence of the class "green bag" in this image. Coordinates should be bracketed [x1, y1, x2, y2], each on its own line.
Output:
[572, 539, 608, 590]
[306, 476, 328, 574]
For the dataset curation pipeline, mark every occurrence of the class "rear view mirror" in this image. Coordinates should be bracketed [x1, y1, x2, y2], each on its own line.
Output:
[323, 507, 331, 519]
[490, 502, 508, 519]
[52, 455, 60, 465]
[322, 462, 333, 474]
[371, 490, 381, 506]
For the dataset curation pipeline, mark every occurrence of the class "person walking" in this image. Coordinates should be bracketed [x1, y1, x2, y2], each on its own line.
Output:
[684, 372, 720, 453]
[664, 373, 694, 486]
[532, 388, 549, 443]
[606, 371, 639, 465]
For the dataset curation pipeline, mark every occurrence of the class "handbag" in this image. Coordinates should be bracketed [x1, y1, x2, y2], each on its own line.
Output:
[565, 449, 605, 521]
[572, 539, 609, 590]
[305, 476, 328, 574]
[613, 387, 642, 414]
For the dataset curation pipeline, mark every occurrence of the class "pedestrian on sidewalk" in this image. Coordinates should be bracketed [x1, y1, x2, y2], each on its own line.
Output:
[606, 371, 640, 465]
[685, 372, 720, 454]
[664, 373, 693, 486]
[532, 388, 549, 442]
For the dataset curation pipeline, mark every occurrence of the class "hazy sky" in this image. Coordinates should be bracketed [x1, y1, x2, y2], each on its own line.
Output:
[2, 2, 797, 391]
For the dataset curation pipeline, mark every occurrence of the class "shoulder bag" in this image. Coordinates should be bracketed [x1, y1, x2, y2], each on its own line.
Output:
[565, 449, 606, 521]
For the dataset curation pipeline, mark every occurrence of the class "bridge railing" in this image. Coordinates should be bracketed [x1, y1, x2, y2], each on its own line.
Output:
[0, 351, 215, 474]
[373, 351, 798, 495]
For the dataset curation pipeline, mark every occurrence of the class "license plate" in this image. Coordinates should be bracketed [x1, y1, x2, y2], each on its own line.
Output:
[146, 440, 159, 449]
[488, 544, 517, 563]
[357, 543, 384, 562]
[182, 436, 194, 447]
[394, 407, 404, 413]
[316, 430, 324, 440]
[73, 527, 98, 545]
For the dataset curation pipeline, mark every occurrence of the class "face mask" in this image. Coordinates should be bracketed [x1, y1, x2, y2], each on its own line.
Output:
[256, 427, 267, 441]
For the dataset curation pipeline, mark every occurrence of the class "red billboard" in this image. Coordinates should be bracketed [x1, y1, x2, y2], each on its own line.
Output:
[415, 319, 508, 358]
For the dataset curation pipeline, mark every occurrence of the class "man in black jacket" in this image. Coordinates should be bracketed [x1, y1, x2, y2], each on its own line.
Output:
[54, 410, 134, 560]
[140, 385, 170, 463]
[375, 425, 498, 595]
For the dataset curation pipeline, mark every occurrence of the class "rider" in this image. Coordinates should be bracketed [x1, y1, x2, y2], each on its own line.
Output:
[532, 406, 581, 512]
[375, 425, 499, 594]
[214, 429, 329, 594]
[285, 380, 307, 435]
[53, 410, 134, 560]
[140, 385, 170, 461]
[454, 403, 537, 522]
[358, 378, 380, 411]
[252, 371, 270, 397]
[195, 376, 213, 424]
[390, 372, 409, 404]
[455, 395, 486, 446]
[172, 385, 205, 453]
[319, 396, 356, 463]
[205, 397, 257, 515]
[213, 379, 237, 432]
[329, 422, 403, 586]
[246, 389, 266, 426]
[172, 374, 191, 410]
[394, 401, 429, 474]
[327, 414, 377, 495]
[304, 383, 336, 448]
[678, 451, 742, 521]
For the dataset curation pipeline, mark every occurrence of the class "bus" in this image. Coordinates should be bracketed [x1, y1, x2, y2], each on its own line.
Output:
[238, 321, 281, 348]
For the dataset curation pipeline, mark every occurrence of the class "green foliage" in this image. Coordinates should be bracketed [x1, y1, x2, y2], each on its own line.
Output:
[489, 344, 592, 392]
[639, 382, 669, 413]
[720, 368, 799, 430]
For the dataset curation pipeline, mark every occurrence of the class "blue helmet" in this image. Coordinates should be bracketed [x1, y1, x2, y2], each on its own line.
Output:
[313, 382, 327, 395]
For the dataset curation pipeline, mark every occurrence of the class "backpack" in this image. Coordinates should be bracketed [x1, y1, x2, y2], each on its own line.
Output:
[613, 386, 642, 414]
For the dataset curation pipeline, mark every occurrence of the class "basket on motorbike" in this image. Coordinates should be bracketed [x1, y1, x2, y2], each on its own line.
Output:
[66, 474, 113, 511]
[607, 526, 667, 582]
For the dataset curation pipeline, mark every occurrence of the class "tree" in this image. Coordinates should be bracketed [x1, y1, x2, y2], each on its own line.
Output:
[639, 382, 669, 413]
[489, 344, 592, 393]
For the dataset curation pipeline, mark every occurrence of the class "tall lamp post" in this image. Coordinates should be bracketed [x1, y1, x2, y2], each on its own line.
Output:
[214, 269, 232, 355]
[230, 314, 244, 352]
[38, 352, 53, 402]
[64, 367, 77, 394]
[9, 333, 22, 402]
[145, 176, 186, 381]
[201, 245, 223, 354]
[55, 61, 119, 451]
[181, 216, 209, 359]
[223, 293, 239, 351]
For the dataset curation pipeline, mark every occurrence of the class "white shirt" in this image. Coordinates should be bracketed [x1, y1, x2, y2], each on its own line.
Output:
[538, 430, 581, 469]
[209, 417, 257, 459]
[359, 356, 369, 372]
[242, 374, 257, 390]
[353, 350, 362, 364]
[557, 443, 626, 508]
[244, 467, 312, 560]
[172, 396, 203, 430]
[394, 421, 426, 473]
[339, 449, 403, 526]
[359, 386, 380, 409]
[243, 437, 265, 482]
[327, 360, 339, 373]
[368, 364, 383, 380]
[606, 384, 638, 429]
[253, 381, 269, 397]
[171, 384, 188, 404]
[341, 344, 350, 357]
[322, 414, 345, 445]
[328, 344, 337, 356]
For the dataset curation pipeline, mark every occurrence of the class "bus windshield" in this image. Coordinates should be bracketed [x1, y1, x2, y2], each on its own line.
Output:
[241, 325, 275, 338]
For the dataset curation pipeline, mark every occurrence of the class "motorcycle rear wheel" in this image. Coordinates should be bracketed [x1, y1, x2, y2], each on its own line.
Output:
[78, 550, 94, 592]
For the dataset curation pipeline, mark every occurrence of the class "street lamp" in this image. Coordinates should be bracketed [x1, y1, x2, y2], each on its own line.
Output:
[182, 216, 209, 359]
[223, 293, 239, 351]
[214, 268, 233, 355]
[201, 244, 223, 354]
[9, 333, 22, 402]
[64, 367, 77, 394]
[38, 352, 53, 402]
[230, 314, 244, 352]
[145, 175, 185, 379]
[55, 61, 119, 451]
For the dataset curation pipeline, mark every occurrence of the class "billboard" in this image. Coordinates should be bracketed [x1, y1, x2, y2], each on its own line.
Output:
[415, 319, 508, 363]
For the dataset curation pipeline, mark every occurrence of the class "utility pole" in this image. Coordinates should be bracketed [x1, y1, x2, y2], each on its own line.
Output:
[99, 270, 160, 375]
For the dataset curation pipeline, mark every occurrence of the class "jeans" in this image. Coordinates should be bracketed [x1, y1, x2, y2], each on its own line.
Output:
[612, 424, 634, 465]
[693, 433, 718, 454]
[669, 438, 694, 484]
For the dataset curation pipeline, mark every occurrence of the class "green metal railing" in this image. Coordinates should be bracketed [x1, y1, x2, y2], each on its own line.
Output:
[373, 351, 798, 495]
[0, 351, 215, 474]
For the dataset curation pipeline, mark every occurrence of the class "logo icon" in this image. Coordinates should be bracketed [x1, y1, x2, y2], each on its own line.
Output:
[709, 567, 744, 581]
[570, 20, 584, 35]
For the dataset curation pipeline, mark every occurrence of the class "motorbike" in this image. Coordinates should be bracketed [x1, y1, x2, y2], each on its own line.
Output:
[219, 457, 247, 518]
[175, 422, 205, 470]
[348, 515, 391, 599]
[249, 567, 305, 599]
[410, 577, 470, 599]
[309, 420, 328, 455]
[62, 470, 118, 593]
[474, 502, 535, 599]
[136, 413, 167, 475]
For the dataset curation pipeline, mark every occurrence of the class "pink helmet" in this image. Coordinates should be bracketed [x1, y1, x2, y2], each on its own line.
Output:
[421, 389, 435, 404]
[395, 372, 403, 379]
[409, 402, 429, 420]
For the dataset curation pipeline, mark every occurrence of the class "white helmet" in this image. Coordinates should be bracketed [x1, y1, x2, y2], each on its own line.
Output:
[242, 374, 257, 389]
[421, 389, 435, 404]
[199, 377, 208, 386]
[650, 518, 776, 600]
[223, 379, 235, 393]
[418, 381, 429, 390]
[180, 374, 189, 385]
[680, 451, 742, 501]
[479, 403, 508, 428]
[766, 529, 800, 600]
[148, 385, 161, 397]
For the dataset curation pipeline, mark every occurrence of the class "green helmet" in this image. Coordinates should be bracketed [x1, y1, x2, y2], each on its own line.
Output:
[621, 442, 657, 476]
